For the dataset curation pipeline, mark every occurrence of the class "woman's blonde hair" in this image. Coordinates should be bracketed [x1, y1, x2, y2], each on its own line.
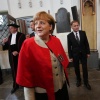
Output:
[33, 11, 55, 34]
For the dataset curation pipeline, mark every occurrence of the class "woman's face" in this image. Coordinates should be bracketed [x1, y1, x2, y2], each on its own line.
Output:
[34, 19, 52, 38]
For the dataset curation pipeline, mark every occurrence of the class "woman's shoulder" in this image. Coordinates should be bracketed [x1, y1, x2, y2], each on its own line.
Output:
[23, 37, 35, 45]
[50, 35, 60, 41]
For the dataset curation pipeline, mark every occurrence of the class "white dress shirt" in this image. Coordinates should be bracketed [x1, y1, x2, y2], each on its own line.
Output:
[73, 31, 80, 41]
[10, 32, 17, 45]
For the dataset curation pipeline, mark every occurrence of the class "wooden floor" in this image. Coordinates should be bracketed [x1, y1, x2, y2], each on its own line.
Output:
[0, 67, 100, 100]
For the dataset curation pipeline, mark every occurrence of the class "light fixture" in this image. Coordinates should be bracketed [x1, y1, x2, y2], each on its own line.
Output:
[18, 0, 21, 8]
[40, 0, 43, 7]
[29, 0, 32, 8]
[60, 0, 63, 4]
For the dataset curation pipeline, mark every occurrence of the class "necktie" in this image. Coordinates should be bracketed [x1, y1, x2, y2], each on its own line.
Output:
[76, 32, 80, 44]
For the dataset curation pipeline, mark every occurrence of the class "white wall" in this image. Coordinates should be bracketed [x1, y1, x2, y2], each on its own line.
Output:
[56, 33, 69, 53]
[0, 0, 8, 12]
[7, 0, 72, 19]
[8, 0, 52, 18]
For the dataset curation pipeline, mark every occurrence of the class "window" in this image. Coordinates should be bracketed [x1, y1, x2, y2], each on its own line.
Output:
[0, 15, 3, 25]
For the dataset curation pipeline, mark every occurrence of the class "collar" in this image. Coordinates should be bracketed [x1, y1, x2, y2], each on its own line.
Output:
[12, 32, 17, 35]
[73, 31, 79, 35]
[34, 34, 48, 48]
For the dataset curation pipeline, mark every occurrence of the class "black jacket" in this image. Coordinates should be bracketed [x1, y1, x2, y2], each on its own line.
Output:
[67, 30, 90, 59]
[30, 32, 35, 37]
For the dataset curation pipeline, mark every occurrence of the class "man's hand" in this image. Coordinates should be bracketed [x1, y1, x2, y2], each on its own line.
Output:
[69, 58, 73, 62]
[87, 54, 90, 58]
[2, 38, 8, 44]
[12, 51, 18, 56]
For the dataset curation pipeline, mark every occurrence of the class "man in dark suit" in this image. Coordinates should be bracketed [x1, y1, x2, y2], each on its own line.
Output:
[2, 23, 26, 93]
[26, 20, 35, 38]
[67, 20, 91, 90]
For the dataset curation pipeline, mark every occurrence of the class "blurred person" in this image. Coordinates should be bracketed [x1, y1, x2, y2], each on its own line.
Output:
[30, 20, 35, 37]
[26, 20, 35, 38]
[16, 11, 69, 100]
[2, 23, 26, 93]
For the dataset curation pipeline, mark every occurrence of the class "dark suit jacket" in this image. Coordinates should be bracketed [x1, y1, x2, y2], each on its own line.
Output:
[30, 32, 35, 37]
[67, 30, 90, 59]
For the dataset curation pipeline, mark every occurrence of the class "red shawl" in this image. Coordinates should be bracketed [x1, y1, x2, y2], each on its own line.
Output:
[16, 35, 69, 100]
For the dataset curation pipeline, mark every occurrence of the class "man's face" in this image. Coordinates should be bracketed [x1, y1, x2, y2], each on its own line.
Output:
[9, 26, 17, 33]
[71, 22, 80, 32]
[30, 22, 35, 31]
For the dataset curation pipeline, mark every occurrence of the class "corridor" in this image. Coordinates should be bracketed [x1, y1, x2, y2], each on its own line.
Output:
[0, 67, 100, 100]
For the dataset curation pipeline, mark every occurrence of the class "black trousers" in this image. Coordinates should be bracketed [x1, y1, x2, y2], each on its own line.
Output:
[9, 55, 19, 89]
[73, 52, 88, 84]
[35, 82, 69, 100]
[0, 68, 3, 83]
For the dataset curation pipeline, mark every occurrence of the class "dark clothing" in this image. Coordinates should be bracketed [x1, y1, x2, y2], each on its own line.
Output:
[67, 30, 90, 83]
[35, 82, 69, 100]
[30, 32, 35, 37]
[0, 68, 3, 84]
[3, 32, 25, 89]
